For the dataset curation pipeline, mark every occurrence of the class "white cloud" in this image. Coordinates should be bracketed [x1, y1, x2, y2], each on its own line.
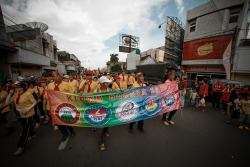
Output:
[1, 0, 168, 69]
[175, 0, 185, 15]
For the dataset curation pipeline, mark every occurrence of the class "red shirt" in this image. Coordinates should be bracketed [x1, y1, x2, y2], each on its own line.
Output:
[199, 84, 208, 96]
[237, 89, 250, 95]
[180, 81, 187, 90]
[213, 83, 224, 92]
[221, 89, 232, 101]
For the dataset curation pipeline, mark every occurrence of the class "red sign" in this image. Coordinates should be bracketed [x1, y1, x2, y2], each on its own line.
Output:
[184, 66, 225, 73]
[183, 35, 233, 60]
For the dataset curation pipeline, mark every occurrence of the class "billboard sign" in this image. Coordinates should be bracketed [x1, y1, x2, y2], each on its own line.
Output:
[119, 34, 139, 53]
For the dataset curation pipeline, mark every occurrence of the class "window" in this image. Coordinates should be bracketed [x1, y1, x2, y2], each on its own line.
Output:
[189, 20, 196, 32]
[229, 11, 240, 23]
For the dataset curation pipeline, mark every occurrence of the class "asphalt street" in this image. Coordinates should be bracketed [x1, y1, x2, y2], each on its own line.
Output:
[0, 100, 250, 167]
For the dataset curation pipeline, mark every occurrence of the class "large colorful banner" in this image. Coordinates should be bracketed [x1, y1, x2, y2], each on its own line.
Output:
[47, 82, 180, 127]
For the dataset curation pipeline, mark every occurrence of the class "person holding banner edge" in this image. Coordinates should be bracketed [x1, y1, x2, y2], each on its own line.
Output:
[162, 71, 178, 126]
[94, 76, 112, 151]
[129, 72, 146, 133]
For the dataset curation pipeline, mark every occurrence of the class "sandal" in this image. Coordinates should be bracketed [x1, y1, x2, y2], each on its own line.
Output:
[104, 132, 110, 137]
[100, 144, 105, 151]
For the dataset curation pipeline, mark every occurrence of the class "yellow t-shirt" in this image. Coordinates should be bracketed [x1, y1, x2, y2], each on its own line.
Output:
[127, 76, 135, 85]
[132, 81, 146, 88]
[79, 80, 98, 94]
[68, 80, 79, 94]
[239, 100, 250, 114]
[12, 91, 36, 118]
[165, 79, 172, 83]
[33, 86, 42, 103]
[45, 82, 69, 110]
[112, 81, 127, 91]
[0, 90, 10, 113]
[94, 87, 112, 93]
[120, 75, 128, 83]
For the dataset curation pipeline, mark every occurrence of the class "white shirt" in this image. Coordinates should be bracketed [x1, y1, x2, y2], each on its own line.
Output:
[191, 92, 197, 100]
[18, 76, 24, 81]
[234, 98, 240, 110]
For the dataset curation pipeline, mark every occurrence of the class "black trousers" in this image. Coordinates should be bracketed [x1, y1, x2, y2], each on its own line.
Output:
[129, 120, 144, 130]
[212, 92, 222, 108]
[162, 110, 177, 121]
[101, 127, 109, 144]
[37, 102, 45, 116]
[34, 105, 41, 123]
[58, 125, 73, 136]
[18, 116, 35, 148]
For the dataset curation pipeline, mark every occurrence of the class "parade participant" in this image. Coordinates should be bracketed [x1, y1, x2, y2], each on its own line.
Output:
[44, 71, 76, 141]
[221, 84, 232, 114]
[180, 76, 187, 108]
[120, 70, 127, 83]
[79, 70, 98, 94]
[6, 82, 37, 156]
[239, 93, 250, 130]
[0, 81, 15, 136]
[93, 76, 112, 151]
[36, 80, 46, 120]
[112, 75, 127, 91]
[199, 79, 208, 112]
[212, 79, 224, 109]
[127, 72, 135, 89]
[62, 75, 69, 83]
[194, 78, 200, 93]
[68, 75, 79, 94]
[162, 71, 178, 126]
[17, 73, 24, 81]
[189, 88, 199, 109]
[129, 72, 146, 133]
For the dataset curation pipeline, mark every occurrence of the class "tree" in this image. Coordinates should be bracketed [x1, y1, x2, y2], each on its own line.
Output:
[110, 54, 119, 63]
[111, 64, 121, 72]
[106, 61, 110, 66]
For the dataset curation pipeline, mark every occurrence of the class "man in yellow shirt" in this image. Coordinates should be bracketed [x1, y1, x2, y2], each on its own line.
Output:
[44, 71, 75, 142]
[68, 75, 79, 94]
[6, 82, 37, 155]
[127, 72, 135, 88]
[112, 75, 127, 91]
[120, 70, 128, 83]
[129, 72, 146, 133]
[79, 70, 98, 94]
[162, 71, 178, 126]
[0, 81, 15, 136]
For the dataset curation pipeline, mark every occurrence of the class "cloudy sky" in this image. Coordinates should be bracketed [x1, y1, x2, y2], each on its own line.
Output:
[1, 0, 207, 70]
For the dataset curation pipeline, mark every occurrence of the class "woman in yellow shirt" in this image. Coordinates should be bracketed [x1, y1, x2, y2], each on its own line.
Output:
[129, 72, 146, 133]
[112, 75, 127, 91]
[0, 81, 15, 136]
[6, 82, 37, 156]
[127, 72, 135, 89]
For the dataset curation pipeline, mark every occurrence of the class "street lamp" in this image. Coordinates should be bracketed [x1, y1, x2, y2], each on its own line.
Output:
[158, 21, 166, 29]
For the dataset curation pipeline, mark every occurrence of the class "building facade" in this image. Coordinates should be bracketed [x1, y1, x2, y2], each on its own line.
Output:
[182, 0, 250, 83]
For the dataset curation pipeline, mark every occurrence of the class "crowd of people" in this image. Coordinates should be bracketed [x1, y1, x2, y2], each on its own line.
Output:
[1, 70, 249, 156]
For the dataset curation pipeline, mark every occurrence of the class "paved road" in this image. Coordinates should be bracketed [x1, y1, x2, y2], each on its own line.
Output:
[1, 100, 250, 167]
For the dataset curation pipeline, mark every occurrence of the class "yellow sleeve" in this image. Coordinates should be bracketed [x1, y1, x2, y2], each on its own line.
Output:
[112, 83, 116, 90]
[27, 93, 36, 103]
[79, 80, 85, 90]
[75, 80, 79, 87]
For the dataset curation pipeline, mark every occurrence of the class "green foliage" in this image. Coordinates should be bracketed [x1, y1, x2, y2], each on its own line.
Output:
[110, 54, 119, 63]
[111, 64, 122, 72]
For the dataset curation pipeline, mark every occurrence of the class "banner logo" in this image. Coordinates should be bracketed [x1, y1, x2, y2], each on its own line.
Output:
[115, 100, 139, 122]
[142, 96, 160, 116]
[161, 92, 176, 110]
[84, 105, 111, 126]
[55, 103, 80, 124]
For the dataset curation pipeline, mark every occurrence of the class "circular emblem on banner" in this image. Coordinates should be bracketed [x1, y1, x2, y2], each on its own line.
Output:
[55, 103, 80, 124]
[161, 92, 177, 110]
[142, 96, 160, 116]
[84, 105, 111, 126]
[115, 100, 139, 122]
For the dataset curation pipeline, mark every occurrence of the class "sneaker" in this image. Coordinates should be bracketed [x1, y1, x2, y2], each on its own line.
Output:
[239, 125, 244, 129]
[245, 126, 250, 130]
[28, 134, 36, 141]
[54, 125, 58, 130]
[14, 148, 24, 156]
[34, 123, 40, 129]
[44, 119, 50, 125]
[40, 115, 45, 119]
[166, 120, 175, 125]
[162, 121, 169, 126]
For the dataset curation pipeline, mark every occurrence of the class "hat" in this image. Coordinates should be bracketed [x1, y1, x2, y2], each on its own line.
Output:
[63, 75, 69, 79]
[136, 72, 143, 78]
[99, 76, 111, 83]
[114, 75, 120, 79]
[12, 82, 26, 88]
[85, 70, 93, 75]
[40, 80, 46, 83]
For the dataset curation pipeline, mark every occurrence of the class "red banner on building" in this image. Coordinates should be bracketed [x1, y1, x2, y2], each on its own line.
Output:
[184, 66, 225, 73]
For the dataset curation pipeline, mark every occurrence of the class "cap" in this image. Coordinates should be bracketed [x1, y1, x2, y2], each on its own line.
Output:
[40, 80, 46, 83]
[85, 70, 93, 75]
[114, 75, 120, 79]
[12, 82, 26, 88]
[99, 76, 111, 83]
[136, 72, 143, 78]
[63, 75, 69, 79]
